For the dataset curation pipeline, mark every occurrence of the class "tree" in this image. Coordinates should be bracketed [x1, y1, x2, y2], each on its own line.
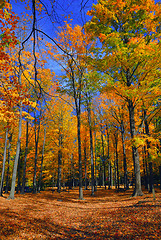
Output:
[51, 23, 94, 199]
[8, 69, 23, 199]
[0, 127, 8, 196]
[100, 92, 129, 189]
[86, 0, 161, 196]
[83, 71, 102, 195]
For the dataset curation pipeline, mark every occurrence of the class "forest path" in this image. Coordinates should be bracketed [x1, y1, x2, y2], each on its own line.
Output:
[0, 188, 161, 239]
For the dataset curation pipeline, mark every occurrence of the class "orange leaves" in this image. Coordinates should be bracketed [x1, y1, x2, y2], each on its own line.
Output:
[99, 33, 107, 42]
[57, 22, 93, 58]
[4, 1, 11, 10]
[0, 189, 161, 239]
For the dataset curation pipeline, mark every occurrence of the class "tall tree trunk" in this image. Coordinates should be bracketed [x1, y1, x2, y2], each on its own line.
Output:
[17, 148, 22, 193]
[71, 154, 75, 190]
[8, 107, 22, 199]
[114, 155, 117, 189]
[9, 117, 22, 198]
[77, 113, 83, 199]
[144, 108, 154, 193]
[149, 162, 156, 199]
[115, 133, 119, 190]
[99, 164, 102, 187]
[38, 126, 46, 192]
[113, 130, 119, 190]
[33, 115, 40, 194]
[142, 147, 147, 189]
[5, 132, 12, 194]
[8, 70, 22, 200]
[106, 124, 111, 189]
[52, 171, 55, 192]
[0, 128, 8, 196]
[108, 161, 112, 189]
[21, 119, 29, 194]
[128, 100, 143, 196]
[86, 99, 95, 196]
[57, 150, 62, 193]
[70, 63, 83, 200]
[143, 145, 150, 190]
[101, 128, 106, 189]
[57, 124, 62, 193]
[121, 121, 128, 190]
[84, 146, 88, 190]
[94, 128, 97, 191]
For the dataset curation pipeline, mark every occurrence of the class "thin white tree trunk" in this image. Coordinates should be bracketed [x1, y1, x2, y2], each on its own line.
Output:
[38, 126, 46, 192]
[0, 128, 8, 196]
[8, 71, 22, 199]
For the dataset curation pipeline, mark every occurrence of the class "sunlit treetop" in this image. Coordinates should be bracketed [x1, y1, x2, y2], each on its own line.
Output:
[85, 0, 161, 78]
[86, 0, 161, 43]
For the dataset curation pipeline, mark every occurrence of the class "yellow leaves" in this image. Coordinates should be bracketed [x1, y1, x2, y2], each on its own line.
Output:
[132, 134, 160, 161]
[22, 99, 37, 109]
[132, 137, 146, 148]
[22, 111, 34, 120]
[0, 103, 17, 123]
[114, 0, 126, 11]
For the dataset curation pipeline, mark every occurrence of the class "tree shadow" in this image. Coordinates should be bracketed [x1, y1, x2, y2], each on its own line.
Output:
[0, 189, 161, 239]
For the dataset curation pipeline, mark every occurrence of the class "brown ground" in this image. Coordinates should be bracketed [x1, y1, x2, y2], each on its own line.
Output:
[0, 187, 161, 239]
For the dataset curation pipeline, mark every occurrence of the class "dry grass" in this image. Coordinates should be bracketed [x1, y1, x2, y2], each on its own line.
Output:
[0, 187, 161, 239]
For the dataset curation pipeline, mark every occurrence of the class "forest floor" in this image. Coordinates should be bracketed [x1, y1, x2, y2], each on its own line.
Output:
[0, 187, 161, 240]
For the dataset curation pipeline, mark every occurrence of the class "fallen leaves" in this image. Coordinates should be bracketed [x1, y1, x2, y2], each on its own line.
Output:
[0, 188, 161, 239]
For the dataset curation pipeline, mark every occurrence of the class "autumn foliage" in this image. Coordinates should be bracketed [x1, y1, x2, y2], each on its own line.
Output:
[0, 0, 161, 237]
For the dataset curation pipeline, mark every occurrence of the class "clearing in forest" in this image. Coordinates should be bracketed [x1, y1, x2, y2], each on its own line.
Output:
[0, 188, 161, 239]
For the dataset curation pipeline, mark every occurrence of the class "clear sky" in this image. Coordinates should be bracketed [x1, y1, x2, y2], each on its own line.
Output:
[10, 0, 161, 74]
[10, 0, 97, 74]
[10, 0, 160, 37]
[11, 0, 97, 34]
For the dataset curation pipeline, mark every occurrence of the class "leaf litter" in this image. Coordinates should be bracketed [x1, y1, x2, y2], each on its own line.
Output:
[0, 188, 161, 239]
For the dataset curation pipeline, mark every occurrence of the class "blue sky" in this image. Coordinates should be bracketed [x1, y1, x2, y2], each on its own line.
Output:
[11, 0, 97, 33]
[10, 0, 97, 74]
[10, 0, 161, 75]
[11, 0, 160, 37]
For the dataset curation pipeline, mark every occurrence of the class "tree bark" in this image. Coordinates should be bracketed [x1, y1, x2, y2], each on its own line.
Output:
[94, 126, 97, 191]
[115, 133, 119, 190]
[86, 99, 95, 196]
[5, 132, 12, 193]
[0, 128, 8, 196]
[57, 149, 62, 193]
[108, 161, 112, 189]
[71, 154, 75, 190]
[38, 126, 46, 192]
[33, 114, 40, 194]
[70, 62, 83, 200]
[8, 107, 22, 199]
[128, 100, 143, 196]
[21, 119, 29, 194]
[101, 128, 106, 189]
[84, 146, 88, 190]
[8, 70, 22, 200]
[149, 162, 156, 199]
[17, 148, 22, 193]
[121, 121, 128, 190]
[114, 156, 117, 189]
[77, 113, 83, 199]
